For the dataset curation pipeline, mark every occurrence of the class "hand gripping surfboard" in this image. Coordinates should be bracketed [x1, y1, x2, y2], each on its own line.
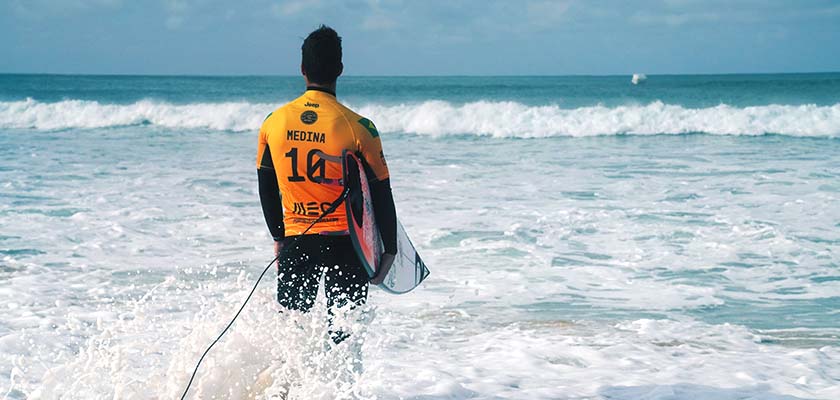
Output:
[342, 150, 430, 294]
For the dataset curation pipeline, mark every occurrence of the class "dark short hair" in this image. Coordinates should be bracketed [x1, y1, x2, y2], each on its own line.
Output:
[301, 25, 342, 84]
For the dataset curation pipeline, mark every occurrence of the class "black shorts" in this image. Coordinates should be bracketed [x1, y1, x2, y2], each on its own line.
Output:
[276, 234, 369, 313]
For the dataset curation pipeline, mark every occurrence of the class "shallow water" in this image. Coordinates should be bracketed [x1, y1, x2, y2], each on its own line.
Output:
[1, 74, 839, 399]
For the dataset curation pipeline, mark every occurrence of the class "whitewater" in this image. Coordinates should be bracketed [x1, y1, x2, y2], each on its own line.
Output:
[1, 74, 839, 399]
[2, 98, 840, 137]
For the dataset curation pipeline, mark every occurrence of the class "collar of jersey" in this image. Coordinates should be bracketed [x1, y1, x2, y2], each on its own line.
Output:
[305, 86, 336, 97]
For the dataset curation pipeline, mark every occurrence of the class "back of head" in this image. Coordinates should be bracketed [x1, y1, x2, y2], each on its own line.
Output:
[301, 25, 343, 85]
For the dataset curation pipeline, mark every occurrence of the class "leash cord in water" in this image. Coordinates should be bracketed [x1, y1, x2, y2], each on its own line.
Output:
[180, 186, 349, 400]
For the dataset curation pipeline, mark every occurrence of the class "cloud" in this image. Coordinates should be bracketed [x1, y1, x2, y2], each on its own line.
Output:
[630, 11, 720, 26]
[361, 14, 397, 31]
[526, 0, 573, 27]
[271, 0, 314, 16]
[165, 15, 184, 29]
[162, 0, 228, 30]
[163, 0, 192, 29]
[9, 0, 123, 19]
[359, 0, 399, 31]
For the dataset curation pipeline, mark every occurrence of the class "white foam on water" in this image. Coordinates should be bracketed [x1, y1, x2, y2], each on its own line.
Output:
[12, 274, 372, 400]
[7, 280, 839, 399]
[360, 302, 840, 400]
[1, 123, 839, 399]
[3, 98, 840, 137]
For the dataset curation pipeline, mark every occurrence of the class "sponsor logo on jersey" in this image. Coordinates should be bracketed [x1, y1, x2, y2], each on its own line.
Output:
[301, 110, 318, 124]
[304, 102, 320, 108]
[291, 201, 335, 216]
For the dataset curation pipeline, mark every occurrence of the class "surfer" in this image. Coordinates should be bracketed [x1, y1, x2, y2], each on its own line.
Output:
[257, 25, 397, 344]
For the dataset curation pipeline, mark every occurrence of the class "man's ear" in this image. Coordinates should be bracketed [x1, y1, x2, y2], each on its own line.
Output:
[337, 62, 344, 78]
[301, 63, 306, 77]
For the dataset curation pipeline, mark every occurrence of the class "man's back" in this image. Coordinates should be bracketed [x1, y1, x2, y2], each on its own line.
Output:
[257, 87, 389, 236]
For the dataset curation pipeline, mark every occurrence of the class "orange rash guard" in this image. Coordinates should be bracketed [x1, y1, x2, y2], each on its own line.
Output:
[257, 87, 390, 237]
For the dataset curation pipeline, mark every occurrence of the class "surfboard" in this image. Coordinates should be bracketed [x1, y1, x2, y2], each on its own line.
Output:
[342, 151, 430, 294]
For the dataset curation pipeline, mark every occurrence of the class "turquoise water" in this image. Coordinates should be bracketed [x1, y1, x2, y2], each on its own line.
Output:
[3, 73, 840, 106]
[1, 74, 839, 399]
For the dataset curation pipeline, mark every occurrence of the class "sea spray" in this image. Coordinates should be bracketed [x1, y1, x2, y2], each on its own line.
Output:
[19, 272, 373, 399]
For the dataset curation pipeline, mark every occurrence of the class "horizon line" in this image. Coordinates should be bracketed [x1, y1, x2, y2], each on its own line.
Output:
[1, 71, 839, 79]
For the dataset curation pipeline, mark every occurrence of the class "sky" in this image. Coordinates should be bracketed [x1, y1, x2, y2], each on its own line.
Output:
[1, 0, 840, 76]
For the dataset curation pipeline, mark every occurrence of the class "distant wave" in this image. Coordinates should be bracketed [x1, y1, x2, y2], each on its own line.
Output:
[2, 98, 839, 138]
[360, 100, 840, 138]
[0, 98, 267, 132]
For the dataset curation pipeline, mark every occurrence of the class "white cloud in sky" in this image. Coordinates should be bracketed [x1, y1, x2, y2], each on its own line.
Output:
[162, 0, 232, 30]
[360, 0, 398, 31]
[272, 0, 313, 17]
[10, 0, 123, 19]
[630, 11, 721, 27]
[526, 0, 573, 27]
[163, 0, 192, 29]
[361, 14, 397, 31]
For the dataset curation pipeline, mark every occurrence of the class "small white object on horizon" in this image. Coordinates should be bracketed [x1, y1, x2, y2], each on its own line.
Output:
[632, 73, 647, 85]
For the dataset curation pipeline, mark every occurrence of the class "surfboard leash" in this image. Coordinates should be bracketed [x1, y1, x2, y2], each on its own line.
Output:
[180, 186, 350, 400]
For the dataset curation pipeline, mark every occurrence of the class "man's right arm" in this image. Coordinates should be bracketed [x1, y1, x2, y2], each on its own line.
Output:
[355, 117, 397, 256]
[370, 178, 397, 255]
[369, 177, 397, 284]
[257, 130, 284, 242]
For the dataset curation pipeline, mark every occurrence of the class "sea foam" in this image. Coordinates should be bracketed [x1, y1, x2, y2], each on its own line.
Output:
[2, 98, 840, 138]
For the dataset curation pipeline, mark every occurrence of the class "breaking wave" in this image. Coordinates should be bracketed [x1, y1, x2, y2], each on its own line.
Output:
[2, 98, 840, 138]
[0, 98, 268, 132]
[360, 100, 840, 138]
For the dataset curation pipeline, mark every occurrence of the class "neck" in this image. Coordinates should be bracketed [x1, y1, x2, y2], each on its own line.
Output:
[305, 82, 336, 96]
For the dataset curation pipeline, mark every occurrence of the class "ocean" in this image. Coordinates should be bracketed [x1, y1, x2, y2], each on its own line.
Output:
[1, 74, 838, 399]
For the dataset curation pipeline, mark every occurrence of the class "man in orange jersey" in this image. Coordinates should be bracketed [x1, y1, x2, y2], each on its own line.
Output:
[257, 25, 396, 344]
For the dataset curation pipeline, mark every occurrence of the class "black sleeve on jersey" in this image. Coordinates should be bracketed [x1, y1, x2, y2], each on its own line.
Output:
[258, 145, 284, 241]
[370, 178, 397, 254]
